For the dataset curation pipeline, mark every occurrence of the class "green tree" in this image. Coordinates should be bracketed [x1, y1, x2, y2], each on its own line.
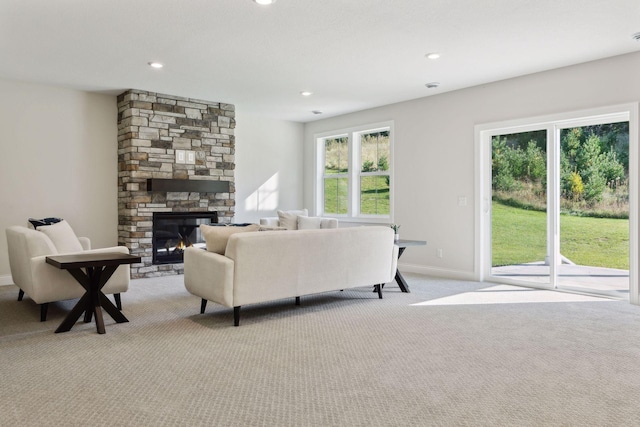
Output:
[523, 140, 546, 182]
[560, 129, 625, 203]
[492, 137, 518, 191]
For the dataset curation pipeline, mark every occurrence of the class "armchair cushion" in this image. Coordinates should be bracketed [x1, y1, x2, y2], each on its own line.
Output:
[36, 220, 83, 253]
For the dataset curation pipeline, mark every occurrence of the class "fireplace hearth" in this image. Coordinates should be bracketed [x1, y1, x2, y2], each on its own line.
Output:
[152, 212, 218, 265]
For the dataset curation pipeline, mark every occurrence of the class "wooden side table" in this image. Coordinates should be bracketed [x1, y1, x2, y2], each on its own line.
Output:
[46, 252, 141, 334]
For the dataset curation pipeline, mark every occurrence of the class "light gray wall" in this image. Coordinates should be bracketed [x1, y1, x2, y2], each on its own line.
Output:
[303, 51, 640, 279]
[234, 112, 304, 224]
[3, 52, 638, 283]
[0, 80, 305, 282]
[0, 79, 118, 282]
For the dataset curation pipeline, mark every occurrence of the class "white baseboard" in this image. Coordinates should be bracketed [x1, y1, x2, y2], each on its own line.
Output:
[398, 263, 477, 281]
[0, 274, 15, 286]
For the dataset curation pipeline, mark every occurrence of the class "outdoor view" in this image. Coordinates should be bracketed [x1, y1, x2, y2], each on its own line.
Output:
[323, 136, 349, 214]
[491, 122, 629, 295]
[323, 130, 390, 216]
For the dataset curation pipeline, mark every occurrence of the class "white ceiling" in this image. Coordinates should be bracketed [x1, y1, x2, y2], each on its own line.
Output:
[1, 0, 639, 123]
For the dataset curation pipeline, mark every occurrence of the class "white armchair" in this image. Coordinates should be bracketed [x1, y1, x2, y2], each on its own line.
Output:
[5, 225, 131, 321]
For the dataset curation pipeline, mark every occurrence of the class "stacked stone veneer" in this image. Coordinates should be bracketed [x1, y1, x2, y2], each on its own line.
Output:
[117, 89, 235, 278]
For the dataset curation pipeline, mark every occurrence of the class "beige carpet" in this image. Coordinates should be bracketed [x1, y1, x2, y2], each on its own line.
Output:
[2, 274, 640, 426]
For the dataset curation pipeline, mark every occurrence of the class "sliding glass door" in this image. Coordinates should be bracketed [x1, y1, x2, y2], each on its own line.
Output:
[483, 110, 633, 299]
[556, 123, 630, 297]
[491, 130, 550, 286]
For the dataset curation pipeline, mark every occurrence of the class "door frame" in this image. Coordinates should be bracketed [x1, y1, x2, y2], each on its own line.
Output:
[474, 103, 639, 303]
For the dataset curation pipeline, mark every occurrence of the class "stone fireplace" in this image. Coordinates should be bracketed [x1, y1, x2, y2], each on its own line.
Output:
[117, 90, 235, 278]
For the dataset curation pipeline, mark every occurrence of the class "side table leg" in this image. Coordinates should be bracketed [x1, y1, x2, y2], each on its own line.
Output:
[395, 270, 411, 293]
[93, 305, 105, 334]
[98, 293, 129, 323]
[89, 267, 106, 334]
[55, 293, 91, 333]
[394, 247, 411, 293]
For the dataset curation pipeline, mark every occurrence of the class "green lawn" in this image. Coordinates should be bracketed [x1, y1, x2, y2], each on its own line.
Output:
[492, 201, 629, 269]
[324, 176, 389, 215]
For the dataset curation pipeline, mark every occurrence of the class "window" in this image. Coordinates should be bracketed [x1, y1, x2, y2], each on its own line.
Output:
[316, 122, 393, 221]
[322, 135, 349, 214]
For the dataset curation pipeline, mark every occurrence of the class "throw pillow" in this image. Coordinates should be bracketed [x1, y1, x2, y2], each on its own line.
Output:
[36, 220, 84, 253]
[277, 209, 308, 230]
[297, 216, 322, 230]
[200, 223, 260, 254]
[28, 217, 62, 229]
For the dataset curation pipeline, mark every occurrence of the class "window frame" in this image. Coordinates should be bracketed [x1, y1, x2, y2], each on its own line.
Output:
[315, 121, 394, 223]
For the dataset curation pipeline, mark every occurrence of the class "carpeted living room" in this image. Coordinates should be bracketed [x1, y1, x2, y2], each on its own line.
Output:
[3, 274, 640, 425]
[2, 1, 640, 426]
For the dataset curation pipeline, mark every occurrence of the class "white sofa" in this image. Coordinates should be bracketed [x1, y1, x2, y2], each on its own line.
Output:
[184, 226, 398, 326]
[6, 225, 131, 321]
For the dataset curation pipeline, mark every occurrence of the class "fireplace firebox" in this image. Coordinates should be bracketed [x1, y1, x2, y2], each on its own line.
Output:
[152, 212, 218, 265]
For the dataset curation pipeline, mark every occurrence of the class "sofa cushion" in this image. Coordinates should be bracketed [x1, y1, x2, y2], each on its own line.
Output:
[36, 220, 84, 253]
[297, 216, 322, 230]
[200, 223, 260, 254]
[277, 209, 308, 230]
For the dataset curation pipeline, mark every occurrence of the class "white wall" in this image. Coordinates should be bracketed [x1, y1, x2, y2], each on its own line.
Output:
[0, 81, 305, 284]
[234, 112, 304, 224]
[3, 52, 638, 283]
[303, 51, 640, 280]
[0, 79, 118, 283]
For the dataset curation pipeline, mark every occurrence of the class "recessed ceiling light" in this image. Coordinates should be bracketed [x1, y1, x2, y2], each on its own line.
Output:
[300, 91, 313, 96]
[312, 110, 323, 115]
[148, 62, 164, 69]
[253, 0, 276, 5]
[425, 82, 440, 89]
[425, 53, 441, 60]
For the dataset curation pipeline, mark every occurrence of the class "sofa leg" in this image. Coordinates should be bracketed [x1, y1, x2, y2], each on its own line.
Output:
[295, 296, 300, 306]
[114, 293, 122, 310]
[200, 299, 208, 314]
[234, 306, 241, 327]
[375, 284, 383, 299]
[18, 289, 25, 301]
[40, 303, 49, 322]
